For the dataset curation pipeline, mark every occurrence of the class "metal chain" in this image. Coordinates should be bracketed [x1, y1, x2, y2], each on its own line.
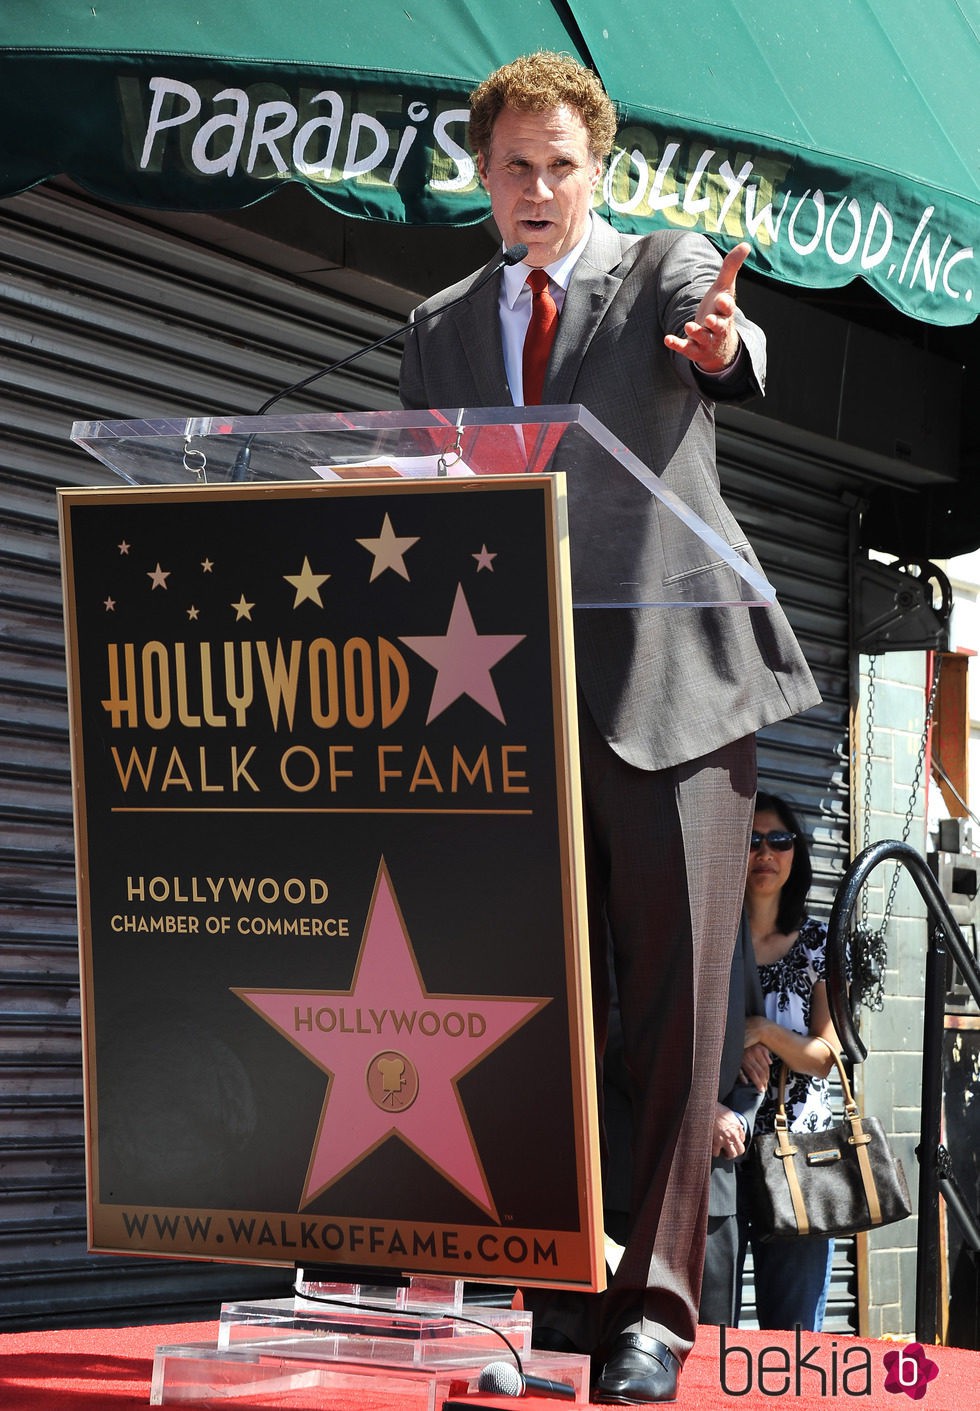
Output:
[853, 652, 942, 1011]
[859, 656, 877, 931]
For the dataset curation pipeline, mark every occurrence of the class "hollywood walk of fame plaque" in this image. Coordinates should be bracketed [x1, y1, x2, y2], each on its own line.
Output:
[59, 474, 602, 1290]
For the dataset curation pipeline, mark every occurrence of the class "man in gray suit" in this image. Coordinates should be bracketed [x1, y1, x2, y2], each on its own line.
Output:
[400, 52, 820, 1403]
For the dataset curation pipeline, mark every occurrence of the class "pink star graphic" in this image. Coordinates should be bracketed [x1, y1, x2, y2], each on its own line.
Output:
[234, 861, 546, 1217]
[399, 584, 524, 723]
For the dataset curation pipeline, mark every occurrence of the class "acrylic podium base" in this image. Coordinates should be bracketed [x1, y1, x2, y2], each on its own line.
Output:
[150, 1275, 592, 1407]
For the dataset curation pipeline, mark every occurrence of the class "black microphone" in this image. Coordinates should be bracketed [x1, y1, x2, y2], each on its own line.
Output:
[230, 242, 529, 480]
[477, 1360, 577, 1399]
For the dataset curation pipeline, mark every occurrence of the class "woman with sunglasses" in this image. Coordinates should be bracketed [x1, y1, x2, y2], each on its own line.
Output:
[735, 791, 841, 1332]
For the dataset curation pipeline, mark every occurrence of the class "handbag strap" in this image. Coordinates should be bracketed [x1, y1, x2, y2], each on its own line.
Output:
[773, 1036, 884, 1233]
[811, 1036, 884, 1228]
[773, 1064, 810, 1236]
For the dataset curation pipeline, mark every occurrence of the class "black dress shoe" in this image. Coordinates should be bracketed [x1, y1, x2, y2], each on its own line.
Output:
[594, 1331, 681, 1404]
[530, 1325, 580, 1354]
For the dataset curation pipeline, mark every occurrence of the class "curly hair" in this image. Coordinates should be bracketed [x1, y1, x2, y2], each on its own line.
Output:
[754, 792, 813, 935]
[468, 51, 618, 161]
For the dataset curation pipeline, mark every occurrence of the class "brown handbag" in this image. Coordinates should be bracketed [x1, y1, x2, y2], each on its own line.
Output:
[746, 1038, 912, 1241]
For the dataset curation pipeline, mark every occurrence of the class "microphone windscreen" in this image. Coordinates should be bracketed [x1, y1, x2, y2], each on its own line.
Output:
[478, 1360, 524, 1395]
[503, 243, 529, 265]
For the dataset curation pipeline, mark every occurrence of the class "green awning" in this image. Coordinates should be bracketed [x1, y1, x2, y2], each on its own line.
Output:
[1, 0, 976, 326]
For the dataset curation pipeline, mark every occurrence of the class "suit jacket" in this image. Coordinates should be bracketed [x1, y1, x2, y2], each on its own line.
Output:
[400, 218, 821, 770]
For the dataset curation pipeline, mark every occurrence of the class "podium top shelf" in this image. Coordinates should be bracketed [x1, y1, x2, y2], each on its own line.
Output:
[69, 404, 774, 609]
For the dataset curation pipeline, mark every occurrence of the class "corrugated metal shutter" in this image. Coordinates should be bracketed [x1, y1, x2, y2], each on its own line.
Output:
[0, 183, 410, 1328]
[718, 408, 860, 1333]
[719, 407, 857, 910]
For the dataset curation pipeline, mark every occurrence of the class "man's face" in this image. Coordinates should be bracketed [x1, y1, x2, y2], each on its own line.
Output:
[477, 103, 601, 267]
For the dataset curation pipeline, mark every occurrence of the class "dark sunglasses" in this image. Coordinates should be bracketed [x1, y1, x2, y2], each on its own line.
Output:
[749, 829, 797, 852]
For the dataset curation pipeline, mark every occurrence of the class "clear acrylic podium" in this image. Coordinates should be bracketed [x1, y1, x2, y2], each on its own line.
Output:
[70, 403, 775, 609]
[150, 1272, 592, 1407]
[68, 404, 772, 1408]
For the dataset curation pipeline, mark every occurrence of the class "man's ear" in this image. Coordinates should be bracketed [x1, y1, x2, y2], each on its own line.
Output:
[476, 150, 489, 189]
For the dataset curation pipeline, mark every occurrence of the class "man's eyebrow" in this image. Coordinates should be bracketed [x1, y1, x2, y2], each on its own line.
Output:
[498, 146, 580, 163]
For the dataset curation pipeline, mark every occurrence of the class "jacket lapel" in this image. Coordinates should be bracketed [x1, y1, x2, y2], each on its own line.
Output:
[546, 217, 635, 405]
[445, 262, 513, 406]
[439, 220, 639, 408]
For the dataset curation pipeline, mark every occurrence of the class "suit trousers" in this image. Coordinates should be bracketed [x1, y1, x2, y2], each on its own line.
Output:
[527, 694, 756, 1360]
[700, 1209, 739, 1327]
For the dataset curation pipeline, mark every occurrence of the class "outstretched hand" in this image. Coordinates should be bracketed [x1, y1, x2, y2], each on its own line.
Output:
[664, 241, 751, 374]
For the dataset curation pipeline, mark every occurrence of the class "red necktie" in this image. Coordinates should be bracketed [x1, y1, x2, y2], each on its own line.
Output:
[522, 269, 558, 406]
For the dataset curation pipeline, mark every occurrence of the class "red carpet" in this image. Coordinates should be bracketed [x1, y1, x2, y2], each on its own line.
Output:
[0, 1320, 976, 1409]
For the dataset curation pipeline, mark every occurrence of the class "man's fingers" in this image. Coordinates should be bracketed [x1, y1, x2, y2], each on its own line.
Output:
[718, 241, 751, 294]
[704, 296, 736, 327]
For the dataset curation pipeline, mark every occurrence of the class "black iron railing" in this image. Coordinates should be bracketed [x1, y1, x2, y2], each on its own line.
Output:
[825, 839, 980, 1343]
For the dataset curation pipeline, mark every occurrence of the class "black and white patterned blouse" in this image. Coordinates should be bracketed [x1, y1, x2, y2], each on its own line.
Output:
[755, 916, 834, 1134]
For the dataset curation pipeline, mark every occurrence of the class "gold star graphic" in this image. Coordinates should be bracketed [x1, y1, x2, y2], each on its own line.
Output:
[118, 540, 130, 555]
[103, 596, 116, 612]
[357, 514, 419, 582]
[147, 563, 171, 590]
[187, 605, 200, 621]
[201, 558, 214, 573]
[284, 555, 330, 608]
[231, 595, 255, 621]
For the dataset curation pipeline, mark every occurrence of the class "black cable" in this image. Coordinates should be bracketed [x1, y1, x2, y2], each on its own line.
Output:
[289, 1279, 527, 1377]
[229, 242, 528, 481]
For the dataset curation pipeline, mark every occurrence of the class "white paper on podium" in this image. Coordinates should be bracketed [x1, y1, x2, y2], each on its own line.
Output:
[312, 455, 476, 480]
